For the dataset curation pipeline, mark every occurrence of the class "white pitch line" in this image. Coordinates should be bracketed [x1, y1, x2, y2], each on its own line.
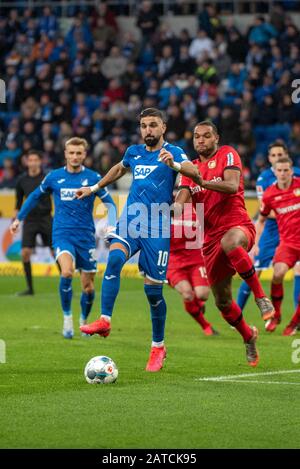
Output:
[204, 379, 300, 386]
[196, 369, 300, 382]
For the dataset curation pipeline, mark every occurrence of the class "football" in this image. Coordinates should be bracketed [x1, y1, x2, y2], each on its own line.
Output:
[84, 356, 118, 384]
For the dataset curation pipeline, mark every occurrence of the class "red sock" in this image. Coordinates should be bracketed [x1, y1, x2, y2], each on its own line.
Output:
[184, 298, 211, 329]
[290, 303, 300, 326]
[227, 246, 265, 298]
[271, 283, 284, 320]
[221, 300, 253, 341]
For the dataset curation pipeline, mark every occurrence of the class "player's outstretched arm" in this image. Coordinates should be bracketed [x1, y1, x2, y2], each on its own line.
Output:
[253, 214, 267, 256]
[76, 163, 129, 199]
[10, 186, 43, 230]
[159, 149, 201, 183]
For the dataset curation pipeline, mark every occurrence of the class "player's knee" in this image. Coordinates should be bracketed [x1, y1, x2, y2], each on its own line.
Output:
[60, 269, 73, 279]
[107, 249, 127, 274]
[180, 288, 194, 302]
[195, 287, 209, 301]
[215, 297, 231, 311]
[21, 248, 31, 262]
[273, 272, 285, 284]
[221, 237, 239, 254]
[83, 283, 94, 294]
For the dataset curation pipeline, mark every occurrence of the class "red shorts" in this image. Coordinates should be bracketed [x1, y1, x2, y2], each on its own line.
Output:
[203, 224, 256, 286]
[273, 243, 300, 268]
[167, 263, 209, 288]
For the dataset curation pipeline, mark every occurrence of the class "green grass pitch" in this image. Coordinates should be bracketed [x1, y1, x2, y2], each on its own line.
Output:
[0, 276, 300, 449]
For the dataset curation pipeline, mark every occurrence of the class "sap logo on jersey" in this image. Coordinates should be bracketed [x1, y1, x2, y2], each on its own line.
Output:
[60, 188, 77, 200]
[134, 165, 157, 179]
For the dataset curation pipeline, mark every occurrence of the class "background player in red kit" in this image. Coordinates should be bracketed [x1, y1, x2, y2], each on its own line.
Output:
[255, 157, 300, 335]
[175, 121, 275, 366]
[167, 202, 218, 336]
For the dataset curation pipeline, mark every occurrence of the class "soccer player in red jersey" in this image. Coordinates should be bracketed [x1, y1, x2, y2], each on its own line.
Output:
[255, 157, 300, 335]
[167, 202, 219, 336]
[175, 121, 275, 366]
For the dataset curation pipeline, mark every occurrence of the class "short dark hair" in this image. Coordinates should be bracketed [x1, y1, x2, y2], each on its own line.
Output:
[139, 108, 166, 123]
[194, 120, 218, 135]
[26, 149, 43, 159]
[268, 140, 288, 153]
[274, 156, 293, 168]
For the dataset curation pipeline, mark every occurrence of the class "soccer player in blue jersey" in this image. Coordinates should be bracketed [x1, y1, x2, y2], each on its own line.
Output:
[237, 141, 300, 329]
[10, 138, 117, 339]
[76, 108, 199, 372]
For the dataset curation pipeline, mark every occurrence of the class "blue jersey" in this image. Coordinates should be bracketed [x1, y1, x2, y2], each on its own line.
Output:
[119, 142, 188, 237]
[17, 166, 116, 237]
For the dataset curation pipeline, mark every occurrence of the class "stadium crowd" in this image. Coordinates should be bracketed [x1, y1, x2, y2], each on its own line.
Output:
[1, 1, 300, 189]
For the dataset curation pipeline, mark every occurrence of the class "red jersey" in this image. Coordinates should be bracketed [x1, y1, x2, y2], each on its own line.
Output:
[169, 204, 204, 266]
[179, 145, 253, 246]
[261, 177, 300, 248]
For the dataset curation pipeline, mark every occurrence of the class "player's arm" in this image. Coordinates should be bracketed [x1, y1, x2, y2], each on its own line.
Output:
[158, 148, 200, 184]
[10, 186, 44, 234]
[96, 190, 118, 231]
[76, 163, 129, 200]
[173, 187, 191, 217]
[14, 178, 24, 219]
[253, 214, 267, 256]
[200, 168, 240, 193]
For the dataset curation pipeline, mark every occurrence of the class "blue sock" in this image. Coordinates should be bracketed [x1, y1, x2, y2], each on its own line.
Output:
[144, 284, 167, 343]
[101, 249, 127, 317]
[59, 277, 72, 316]
[237, 281, 251, 311]
[294, 275, 300, 308]
[80, 291, 95, 320]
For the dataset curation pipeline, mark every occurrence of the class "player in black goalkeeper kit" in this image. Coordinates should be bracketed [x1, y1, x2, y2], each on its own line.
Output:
[15, 150, 53, 295]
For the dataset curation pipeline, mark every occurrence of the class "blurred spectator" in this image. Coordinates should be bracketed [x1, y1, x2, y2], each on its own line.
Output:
[136, 1, 159, 45]
[0, 158, 17, 188]
[189, 29, 214, 61]
[100, 46, 128, 80]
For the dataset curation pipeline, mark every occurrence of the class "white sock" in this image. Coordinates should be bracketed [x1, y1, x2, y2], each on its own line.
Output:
[151, 341, 164, 348]
[101, 315, 111, 322]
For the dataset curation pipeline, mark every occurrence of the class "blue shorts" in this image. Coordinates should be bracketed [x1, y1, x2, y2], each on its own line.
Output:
[254, 227, 279, 270]
[108, 229, 170, 283]
[53, 231, 97, 272]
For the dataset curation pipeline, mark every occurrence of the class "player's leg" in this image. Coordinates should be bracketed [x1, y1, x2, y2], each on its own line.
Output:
[212, 276, 259, 366]
[79, 272, 95, 332]
[144, 277, 167, 372]
[57, 252, 75, 339]
[140, 238, 169, 372]
[19, 221, 35, 295]
[265, 262, 289, 332]
[221, 227, 274, 321]
[293, 263, 300, 309]
[190, 263, 218, 335]
[20, 247, 34, 295]
[80, 241, 130, 337]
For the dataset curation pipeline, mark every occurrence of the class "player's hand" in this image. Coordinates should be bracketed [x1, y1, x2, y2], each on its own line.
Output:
[75, 187, 92, 199]
[10, 219, 20, 234]
[194, 170, 204, 186]
[158, 149, 175, 168]
[104, 225, 116, 238]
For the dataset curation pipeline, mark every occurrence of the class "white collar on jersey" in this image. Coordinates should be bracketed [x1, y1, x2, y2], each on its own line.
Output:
[64, 165, 86, 173]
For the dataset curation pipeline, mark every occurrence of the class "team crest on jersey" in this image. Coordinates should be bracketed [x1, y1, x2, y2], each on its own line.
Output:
[81, 179, 89, 186]
[208, 160, 216, 169]
[134, 165, 157, 179]
[294, 188, 300, 197]
[60, 188, 77, 200]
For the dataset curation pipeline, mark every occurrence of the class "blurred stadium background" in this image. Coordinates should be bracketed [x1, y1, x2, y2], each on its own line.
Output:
[0, 0, 299, 277]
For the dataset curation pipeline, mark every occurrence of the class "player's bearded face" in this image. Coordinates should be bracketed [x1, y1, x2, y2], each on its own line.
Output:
[140, 117, 165, 148]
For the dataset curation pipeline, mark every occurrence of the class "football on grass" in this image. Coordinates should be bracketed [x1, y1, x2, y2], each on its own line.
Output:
[84, 356, 118, 384]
